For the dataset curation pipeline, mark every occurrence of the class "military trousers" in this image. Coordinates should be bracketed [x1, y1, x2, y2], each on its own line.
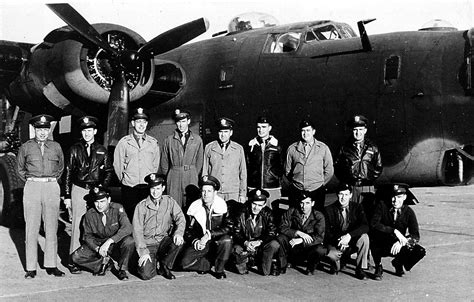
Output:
[277, 234, 326, 270]
[137, 236, 183, 280]
[233, 239, 281, 275]
[69, 184, 89, 254]
[327, 233, 370, 270]
[72, 235, 134, 273]
[181, 235, 232, 273]
[23, 180, 60, 271]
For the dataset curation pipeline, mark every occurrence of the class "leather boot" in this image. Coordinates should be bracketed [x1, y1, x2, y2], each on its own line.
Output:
[159, 265, 176, 280]
[374, 264, 383, 281]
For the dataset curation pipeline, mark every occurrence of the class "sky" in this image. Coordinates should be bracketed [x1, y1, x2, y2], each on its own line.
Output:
[0, 0, 472, 44]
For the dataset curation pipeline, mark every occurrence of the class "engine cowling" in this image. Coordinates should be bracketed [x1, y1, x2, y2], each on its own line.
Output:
[7, 23, 154, 115]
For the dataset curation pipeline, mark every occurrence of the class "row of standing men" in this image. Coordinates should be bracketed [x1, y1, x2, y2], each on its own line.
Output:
[16, 108, 423, 280]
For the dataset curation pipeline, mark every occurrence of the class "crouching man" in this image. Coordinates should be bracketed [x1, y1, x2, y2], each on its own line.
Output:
[133, 173, 186, 280]
[324, 183, 370, 279]
[181, 176, 233, 279]
[72, 186, 134, 280]
[232, 189, 281, 276]
[276, 192, 326, 275]
[371, 184, 426, 280]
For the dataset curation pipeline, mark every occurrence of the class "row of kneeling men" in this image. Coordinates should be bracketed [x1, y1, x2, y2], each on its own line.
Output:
[69, 174, 425, 281]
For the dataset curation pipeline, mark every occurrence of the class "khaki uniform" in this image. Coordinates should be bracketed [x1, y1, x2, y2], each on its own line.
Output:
[203, 141, 247, 201]
[160, 131, 203, 208]
[16, 139, 64, 271]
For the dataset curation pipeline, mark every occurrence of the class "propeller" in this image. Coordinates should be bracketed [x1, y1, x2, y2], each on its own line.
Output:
[47, 3, 209, 146]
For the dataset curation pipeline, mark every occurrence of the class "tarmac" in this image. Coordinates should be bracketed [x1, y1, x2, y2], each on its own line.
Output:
[0, 185, 473, 302]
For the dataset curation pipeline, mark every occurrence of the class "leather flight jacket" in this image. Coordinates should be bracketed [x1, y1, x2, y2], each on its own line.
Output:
[64, 140, 113, 198]
[334, 138, 383, 186]
[233, 206, 277, 246]
[246, 136, 283, 188]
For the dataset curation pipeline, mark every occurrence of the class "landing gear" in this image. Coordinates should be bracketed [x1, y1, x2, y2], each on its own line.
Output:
[443, 147, 473, 186]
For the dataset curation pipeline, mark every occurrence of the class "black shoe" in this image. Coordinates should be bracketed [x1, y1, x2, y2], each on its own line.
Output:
[355, 268, 368, 280]
[24, 270, 36, 279]
[68, 264, 82, 274]
[159, 265, 176, 280]
[374, 264, 383, 281]
[392, 259, 405, 276]
[215, 271, 227, 279]
[117, 270, 129, 281]
[94, 260, 112, 276]
[46, 268, 65, 277]
[306, 263, 315, 275]
[329, 261, 340, 275]
[270, 262, 280, 276]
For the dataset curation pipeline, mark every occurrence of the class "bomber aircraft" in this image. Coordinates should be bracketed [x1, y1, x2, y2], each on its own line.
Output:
[0, 4, 473, 225]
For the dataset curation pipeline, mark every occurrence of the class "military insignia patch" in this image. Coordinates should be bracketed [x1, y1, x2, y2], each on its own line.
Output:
[175, 109, 180, 115]
[83, 117, 89, 123]
[137, 108, 143, 114]
[40, 116, 46, 122]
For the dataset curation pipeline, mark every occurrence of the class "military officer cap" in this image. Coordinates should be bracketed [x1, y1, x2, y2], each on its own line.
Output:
[199, 175, 221, 191]
[217, 117, 235, 130]
[299, 119, 315, 129]
[78, 116, 99, 130]
[256, 116, 271, 125]
[88, 185, 110, 202]
[29, 114, 54, 128]
[391, 183, 408, 196]
[131, 107, 149, 121]
[347, 115, 368, 128]
[173, 109, 191, 121]
[144, 173, 165, 188]
[297, 190, 312, 202]
[336, 183, 353, 193]
[248, 188, 270, 202]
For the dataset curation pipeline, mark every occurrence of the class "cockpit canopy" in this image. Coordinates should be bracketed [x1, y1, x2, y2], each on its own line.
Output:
[228, 12, 279, 34]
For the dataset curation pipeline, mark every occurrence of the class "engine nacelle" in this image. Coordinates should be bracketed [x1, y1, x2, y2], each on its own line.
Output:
[7, 23, 154, 115]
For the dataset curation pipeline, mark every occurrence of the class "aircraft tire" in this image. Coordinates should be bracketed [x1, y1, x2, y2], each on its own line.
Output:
[0, 154, 25, 228]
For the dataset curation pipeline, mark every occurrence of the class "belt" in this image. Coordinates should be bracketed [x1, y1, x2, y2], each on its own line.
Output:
[171, 165, 193, 171]
[74, 182, 95, 190]
[27, 177, 56, 182]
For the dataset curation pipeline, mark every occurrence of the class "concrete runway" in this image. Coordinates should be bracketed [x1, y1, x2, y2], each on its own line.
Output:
[0, 185, 473, 301]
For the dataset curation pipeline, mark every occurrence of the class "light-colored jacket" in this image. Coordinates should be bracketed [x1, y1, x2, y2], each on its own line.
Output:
[133, 195, 185, 257]
[160, 130, 203, 207]
[285, 139, 334, 191]
[203, 140, 247, 198]
[113, 133, 160, 187]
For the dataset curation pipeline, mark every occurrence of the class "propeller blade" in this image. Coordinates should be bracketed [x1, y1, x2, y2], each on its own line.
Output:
[105, 71, 129, 147]
[138, 17, 209, 56]
[46, 3, 118, 55]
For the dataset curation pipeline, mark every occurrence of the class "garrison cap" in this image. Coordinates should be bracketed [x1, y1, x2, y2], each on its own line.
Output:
[217, 117, 235, 130]
[29, 114, 54, 128]
[256, 116, 271, 125]
[336, 183, 353, 193]
[173, 109, 191, 121]
[88, 185, 109, 202]
[131, 107, 149, 121]
[144, 173, 165, 188]
[299, 119, 315, 129]
[248, 188, 270, 202]
[199, 175, 220, 191]
[347, 115, 368, 128]
[78, 116, 98, 130]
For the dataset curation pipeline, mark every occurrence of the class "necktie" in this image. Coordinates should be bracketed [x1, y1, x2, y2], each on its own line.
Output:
[355, 143, 362, 155]
[39, 142, 44, 156]
[302, 214, 308, 225]
[304, 143, 311, 158]
[221, 142, 226, 152]
[394, 209, 399, 221]
[342, 208, 349, 230]
[181, 133, 186, 146]
[261, 139, 266, 151]
[102, 213, 107, 226]
[85, 143, 90, 157]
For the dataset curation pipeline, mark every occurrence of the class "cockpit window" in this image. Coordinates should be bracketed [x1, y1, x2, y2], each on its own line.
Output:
[305, 23, 356, 42]
[266, 32, 302, 53]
